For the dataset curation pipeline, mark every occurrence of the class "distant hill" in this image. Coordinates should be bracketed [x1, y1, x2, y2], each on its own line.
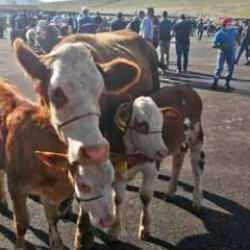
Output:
[0, 0, 39, 5]
[39, 0, 250, 18]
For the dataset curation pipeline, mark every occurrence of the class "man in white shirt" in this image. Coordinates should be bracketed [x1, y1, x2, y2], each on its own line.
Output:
[140, 7, 154, 43]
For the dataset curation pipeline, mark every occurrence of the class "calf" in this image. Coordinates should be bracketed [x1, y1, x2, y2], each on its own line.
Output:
[109, 85, 205, 240]
[107, 96, 169, 240]
[0, 81, 75, 249]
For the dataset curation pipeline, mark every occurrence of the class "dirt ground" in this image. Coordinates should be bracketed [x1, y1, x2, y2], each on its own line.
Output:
[0, 37, 249, 250]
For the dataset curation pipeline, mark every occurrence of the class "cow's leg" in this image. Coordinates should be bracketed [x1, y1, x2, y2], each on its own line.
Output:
[0, 169, 7, 207]
[43, 199, 65, 250]
[138, 162, 158, 240]
[108, 181, 126, 240]
[8, 185, 29, 250]
[190, 125, 205, 211]
[73, 206, 94, 250]
[167, 151, 185, 197]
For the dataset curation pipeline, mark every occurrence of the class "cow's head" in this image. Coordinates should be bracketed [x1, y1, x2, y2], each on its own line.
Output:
[14, 39, 141, 166]
[115, 96, 168, 161]
[36, 151, 115, 228]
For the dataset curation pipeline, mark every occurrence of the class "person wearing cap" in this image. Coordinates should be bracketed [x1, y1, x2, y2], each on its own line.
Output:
[235, 19, 250, 65]
[140, 7, 154, 43]
[211, 17, 238, 90]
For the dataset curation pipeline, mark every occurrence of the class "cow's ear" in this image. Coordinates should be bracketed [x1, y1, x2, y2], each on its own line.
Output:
[35, 151, 69, 169]
[161, 107, 182, 122]
[98, 58, 142, 95]
[115, 102, 132, 131]
[13, 39, 49, 81]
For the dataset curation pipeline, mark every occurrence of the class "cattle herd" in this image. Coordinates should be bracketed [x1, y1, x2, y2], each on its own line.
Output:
[0, 30, 206, 250]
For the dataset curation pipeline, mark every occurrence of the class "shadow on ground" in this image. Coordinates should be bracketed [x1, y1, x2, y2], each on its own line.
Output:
[160, 70, 250, 97]
[1, 176, 250, 250]
[127, 175, 250, 250]
[0, 203, 142, 250]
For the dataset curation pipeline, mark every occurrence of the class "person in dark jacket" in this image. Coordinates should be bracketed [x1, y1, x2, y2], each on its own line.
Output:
[0, 15, 6, 39]
[235, 19, 250, 65]
[13, 12, 28, 41]
[127, 10, 145, 33]
[159, 11, 173, 69]
[152, 15, 160, 48]
[110, 12, 126, 31]
[197, 19, 204, 40]
[173, 14, 192, 73]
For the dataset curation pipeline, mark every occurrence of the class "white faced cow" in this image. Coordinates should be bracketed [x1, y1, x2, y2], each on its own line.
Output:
[109, 86, 205, 241]
[107, 96, 168, 240]
[13, 38, 142, 210]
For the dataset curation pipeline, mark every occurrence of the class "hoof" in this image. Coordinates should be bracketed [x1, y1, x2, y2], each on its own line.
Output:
[166, 187, 177, 198]
[138, 228, 151, 241]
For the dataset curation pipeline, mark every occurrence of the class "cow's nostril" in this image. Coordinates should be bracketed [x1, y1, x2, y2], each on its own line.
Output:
[99, 215, 115, 228]
[80, 144, 110, 163]
[156, 148, 168, 159]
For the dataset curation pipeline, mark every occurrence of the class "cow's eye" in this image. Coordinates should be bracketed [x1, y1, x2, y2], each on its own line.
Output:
[134, 119, 149, 134]
[50, 87, 68, 109]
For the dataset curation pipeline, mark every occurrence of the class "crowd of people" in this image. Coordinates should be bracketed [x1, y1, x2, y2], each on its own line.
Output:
[0, 7, 249, 91]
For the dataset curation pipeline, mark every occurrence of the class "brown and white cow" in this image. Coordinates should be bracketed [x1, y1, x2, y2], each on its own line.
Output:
[13, 31, 159, 168]
[0, 80, 115, 250]
[13, 31, 159, 211]
[108, 85, 205, 240]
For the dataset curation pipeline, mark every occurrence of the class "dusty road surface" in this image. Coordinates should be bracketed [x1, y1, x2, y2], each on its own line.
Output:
[0, 37, 250, 250]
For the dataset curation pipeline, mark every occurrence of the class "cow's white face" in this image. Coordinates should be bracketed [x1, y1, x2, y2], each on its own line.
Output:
[119, 97, 168, 160]
[73, 160, 115, 228]
[47, 43, 109, 166]
[14, 39, 141, 167]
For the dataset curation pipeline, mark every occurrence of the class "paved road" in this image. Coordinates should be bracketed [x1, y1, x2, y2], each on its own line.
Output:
[0, 37, 250, 250]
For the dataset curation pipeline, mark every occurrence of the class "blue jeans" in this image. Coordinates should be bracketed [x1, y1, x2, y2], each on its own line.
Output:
[214, 49, 235, 82]
[176, 41, 190, 71]
[235, 41, 250, 63]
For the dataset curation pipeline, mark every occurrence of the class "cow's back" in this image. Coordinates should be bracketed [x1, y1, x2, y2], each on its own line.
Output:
[151, 86, 203, 154]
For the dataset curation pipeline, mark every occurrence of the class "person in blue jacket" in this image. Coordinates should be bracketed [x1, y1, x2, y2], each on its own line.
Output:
[211, 18, 238, 91]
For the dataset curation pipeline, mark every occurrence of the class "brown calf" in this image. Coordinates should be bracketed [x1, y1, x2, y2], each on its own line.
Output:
[0, 80, 74, 249]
